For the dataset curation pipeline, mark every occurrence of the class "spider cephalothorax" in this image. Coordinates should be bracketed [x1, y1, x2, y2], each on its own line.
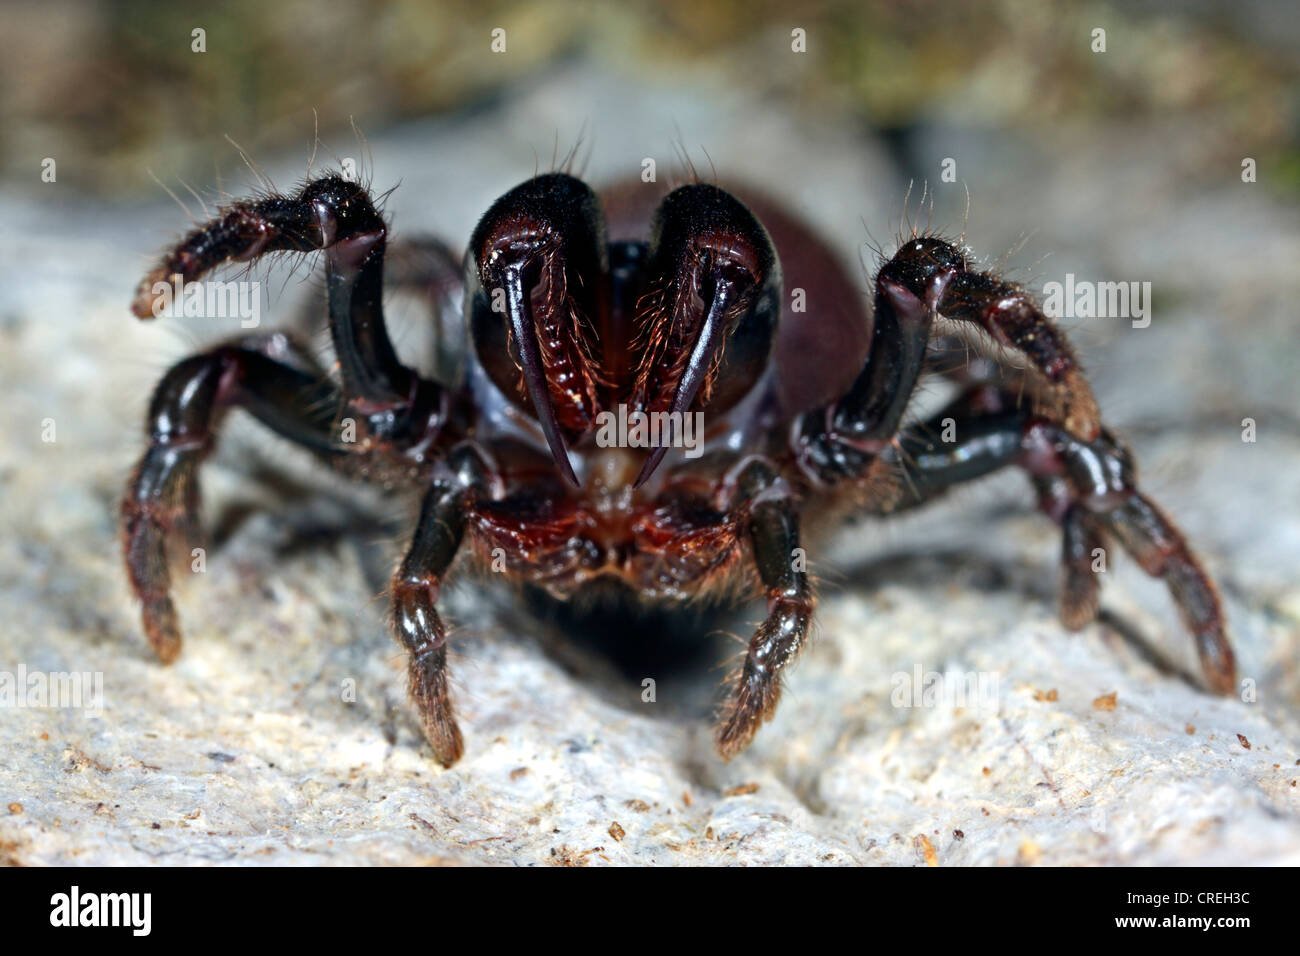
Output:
[122, 167, 1236, 766]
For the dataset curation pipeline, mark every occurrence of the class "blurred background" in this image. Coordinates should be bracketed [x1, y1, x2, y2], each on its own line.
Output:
[2, 0, 1299, 865]
[2, 0, 1297, 196]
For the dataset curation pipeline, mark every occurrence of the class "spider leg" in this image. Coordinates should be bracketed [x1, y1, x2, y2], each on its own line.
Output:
[132, 174, 440, 420]
[288, 234, 466, 385]
[126, 177, 471, 661]
[715, 458, 814, 759]
[877, 388, 1236, 694]
[390, 446, 490, 766]
[904, 236, 1100, 438]
[121, 335, 344, 662]
[796, 235, 1100, 484]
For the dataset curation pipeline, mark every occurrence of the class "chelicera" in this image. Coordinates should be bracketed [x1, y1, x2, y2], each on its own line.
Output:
[122, 168, 1236, 765]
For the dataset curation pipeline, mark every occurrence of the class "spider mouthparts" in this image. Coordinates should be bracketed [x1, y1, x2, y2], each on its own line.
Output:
[633, 277, 734, 488]
[504, 265, 581, 487]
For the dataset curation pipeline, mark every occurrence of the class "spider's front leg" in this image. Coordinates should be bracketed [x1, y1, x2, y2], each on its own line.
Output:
[795, 235, 1102, 485]
[715, 457, 813, 758]
[792, 231, 1235, 695]
[389, 445, 493, 766]
[124, 175, 460, 661]
[121, 335, 344, 661]
[132, 174, 433, 413]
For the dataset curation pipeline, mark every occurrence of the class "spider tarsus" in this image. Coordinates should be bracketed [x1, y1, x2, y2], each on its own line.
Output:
[715, 691, 771, 760]
[122, 458, 197, 665]
[716, 657, 788, 760]
[124, 521, 184, 663]
[1201, 650, 1238, 696]
[396, 588, 465, 766]
[141, 596, 182, 664]
[391, 474, 479, 767]
[403, 637, 464, 767]
[1107, 494, 1237, 695]
[1059, 504, 1104, 630]
[1060, 577, 1101, 632]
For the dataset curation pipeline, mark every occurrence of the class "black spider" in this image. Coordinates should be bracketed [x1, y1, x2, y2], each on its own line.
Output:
[122, 169, 1235, 765]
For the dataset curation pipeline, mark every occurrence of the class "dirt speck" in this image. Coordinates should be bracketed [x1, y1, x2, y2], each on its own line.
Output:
[549, 844, 600, 866]
[915, 834, 938, 866]
[1018, 840, 1042, 865]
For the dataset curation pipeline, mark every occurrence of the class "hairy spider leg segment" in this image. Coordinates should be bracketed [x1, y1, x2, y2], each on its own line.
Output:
[390, 446, 493, 766]
[131, 174, 434, 415]
[882, 389, 1236, 694]
[795, 259, 947, 483]
[896, 236, 1100, 439]
[797, 235, 1102, 485]
[715, 457, 813, 759]
[633, 184, 781, 486]
[121, 336, 344, 662]
[467, 174, 609, 487]
[1055, 494, 1108, 630]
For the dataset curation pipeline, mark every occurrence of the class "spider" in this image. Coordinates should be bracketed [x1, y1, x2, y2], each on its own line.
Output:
[121, 168, 1236, 766]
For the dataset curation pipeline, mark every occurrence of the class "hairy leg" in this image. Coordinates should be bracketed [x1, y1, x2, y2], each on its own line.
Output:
[876, 388, 1235, 693]
[796, 234, 1100, 485]
[390, 447, 490, 765]
[126, 176, 468, 661]
[715, 457, 814, 758]
[121, 336, 343, 661]
[131, 174, 445, 428]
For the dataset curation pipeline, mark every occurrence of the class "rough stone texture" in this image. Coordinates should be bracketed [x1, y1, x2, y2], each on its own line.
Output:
[2, 66, 1298, 866]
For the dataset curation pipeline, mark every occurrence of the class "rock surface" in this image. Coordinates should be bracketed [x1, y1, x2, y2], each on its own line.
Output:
[2, 66, 1298, 865]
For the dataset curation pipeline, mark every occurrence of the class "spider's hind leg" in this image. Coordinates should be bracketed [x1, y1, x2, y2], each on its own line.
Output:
[121, 335, 344, 661]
